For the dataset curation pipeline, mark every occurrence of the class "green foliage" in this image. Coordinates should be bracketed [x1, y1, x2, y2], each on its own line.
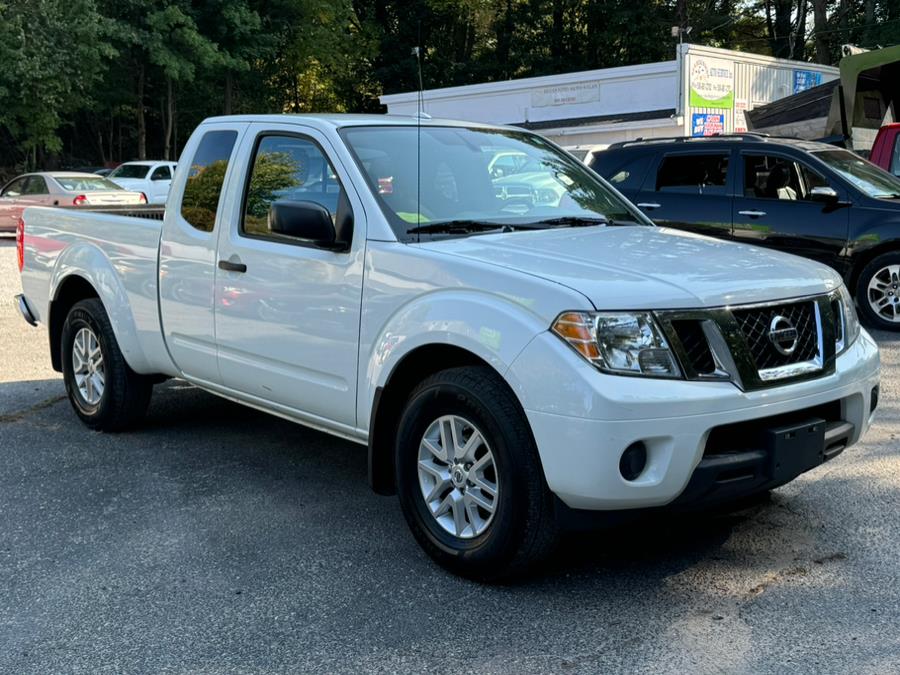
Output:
[245, 151, 301, 228]
[0, 0, 114, 162]
[181, 160, 229, 231]
[0, 0, 897, 168]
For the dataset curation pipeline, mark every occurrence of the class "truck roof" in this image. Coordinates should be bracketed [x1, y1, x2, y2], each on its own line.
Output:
[201, 113, 513, 132]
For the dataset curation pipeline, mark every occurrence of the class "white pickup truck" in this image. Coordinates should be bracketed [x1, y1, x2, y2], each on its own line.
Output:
[16, 115, 880, 579]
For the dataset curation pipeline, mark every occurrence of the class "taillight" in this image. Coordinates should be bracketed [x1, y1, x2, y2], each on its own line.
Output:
[16, 216, 24, 272]
[139, 192, 148, 204]
[73, 195, 88, 206]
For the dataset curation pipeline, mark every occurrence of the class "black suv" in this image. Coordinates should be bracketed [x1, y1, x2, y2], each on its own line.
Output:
[590, 134, 900, 330]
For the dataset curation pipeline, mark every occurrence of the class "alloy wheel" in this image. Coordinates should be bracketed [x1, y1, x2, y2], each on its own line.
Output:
[416, 414, 499, 539]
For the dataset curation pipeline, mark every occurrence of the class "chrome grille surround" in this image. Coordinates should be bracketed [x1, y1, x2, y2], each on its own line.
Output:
[655, 292, 840, 391]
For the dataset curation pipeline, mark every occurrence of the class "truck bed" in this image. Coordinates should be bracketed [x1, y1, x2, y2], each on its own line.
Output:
[19, 205, 173, 375]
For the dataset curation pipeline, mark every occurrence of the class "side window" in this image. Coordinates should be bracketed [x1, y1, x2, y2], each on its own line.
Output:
[181, 130, 238, 232]
[2, 177, 27, 197]
[151, 165, 172, 181]
[892, 136, 900, 177]
[242, 134, 347, 239]
[656, 154, 729, 194]
[744, 155, 818, 201]
[23, 176, 49, 195]
[601, 154, 652, 191]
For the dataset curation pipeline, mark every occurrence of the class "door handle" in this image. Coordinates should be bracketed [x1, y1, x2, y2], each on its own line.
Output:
[637, 202, 661, 210]
[738, 210, 766, 218]
[218, 259, 247, 273]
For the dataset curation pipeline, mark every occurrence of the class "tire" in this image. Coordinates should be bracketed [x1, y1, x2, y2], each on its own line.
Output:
[61, 298, 153, 431]
[856, 252, 900, 330]
[395, 366, 557, 580]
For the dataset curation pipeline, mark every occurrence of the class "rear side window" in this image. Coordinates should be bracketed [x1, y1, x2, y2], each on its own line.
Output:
[23, 176, 49, 195]
[181, 130, 238, 232]
[656, 153, 729, 194]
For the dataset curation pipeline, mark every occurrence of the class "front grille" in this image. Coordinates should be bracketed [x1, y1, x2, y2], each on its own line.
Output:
[732, 300, 819, 370]
[671, 319, 716, 375]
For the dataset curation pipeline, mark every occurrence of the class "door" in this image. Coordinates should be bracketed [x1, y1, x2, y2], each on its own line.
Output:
[213, 125, 364, 427]
[632, 150, 734, 239]
[159, 125, 243, 384]
[732, 152, 850, 268]
[148, 164, 173, 204]
[0, 176, 51, 230]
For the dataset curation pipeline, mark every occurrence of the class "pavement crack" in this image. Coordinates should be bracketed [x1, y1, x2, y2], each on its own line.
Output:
[0, 394, 67, 424]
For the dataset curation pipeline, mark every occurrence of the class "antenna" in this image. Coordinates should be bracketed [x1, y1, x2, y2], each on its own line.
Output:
[412, 45, 424, 241]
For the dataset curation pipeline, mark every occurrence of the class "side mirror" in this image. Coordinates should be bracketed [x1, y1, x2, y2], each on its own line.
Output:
[809, 186, 839, 203]
[269, 200, 343, 250]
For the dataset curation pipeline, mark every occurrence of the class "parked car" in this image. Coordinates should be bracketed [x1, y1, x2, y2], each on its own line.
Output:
[870, 124, 900, 177]
[590, 135, 900, 330]
[108, 160, 177, 204]
[15, 115, 879, 579]
[0, 172, 146, 232]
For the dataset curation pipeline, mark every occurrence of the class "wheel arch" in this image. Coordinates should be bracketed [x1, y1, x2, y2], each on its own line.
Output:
[848, 241, 900, 292]
[368, 344, 513, 495]
[48, 275, 100, 372]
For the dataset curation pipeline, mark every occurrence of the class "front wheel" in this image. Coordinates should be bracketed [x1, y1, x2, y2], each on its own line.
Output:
[61, 298, 153, 431]
[856, 252, 900, 330]
[395, 366, 557, 580]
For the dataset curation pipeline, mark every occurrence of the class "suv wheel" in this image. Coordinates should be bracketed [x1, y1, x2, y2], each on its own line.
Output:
[857, 252, 900, 330]
[61, 298, 153, 431]
[395, 366, 557, 580]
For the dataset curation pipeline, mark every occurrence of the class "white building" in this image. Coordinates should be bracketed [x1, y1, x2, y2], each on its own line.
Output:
[380, 44, 840, 152]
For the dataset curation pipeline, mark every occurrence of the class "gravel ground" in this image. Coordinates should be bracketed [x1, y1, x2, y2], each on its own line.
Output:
[1, 236, 899, 674]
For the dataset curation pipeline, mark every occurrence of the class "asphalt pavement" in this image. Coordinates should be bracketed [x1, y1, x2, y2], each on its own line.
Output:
[1, 236, 899, 674]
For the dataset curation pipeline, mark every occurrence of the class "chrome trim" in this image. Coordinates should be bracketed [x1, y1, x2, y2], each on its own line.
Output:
[15, 294, 37, 327]
[656, 292, 835, 391]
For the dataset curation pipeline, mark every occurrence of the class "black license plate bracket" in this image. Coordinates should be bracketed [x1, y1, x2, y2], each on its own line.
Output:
[766, 418, 826, 481]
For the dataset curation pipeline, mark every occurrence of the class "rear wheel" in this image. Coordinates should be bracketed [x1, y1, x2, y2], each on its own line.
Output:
[395, 366, 557, 580]
[61, 298, 153, 431]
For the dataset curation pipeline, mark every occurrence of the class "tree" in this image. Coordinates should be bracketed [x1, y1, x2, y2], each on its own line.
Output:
[0, 0, 113, 168]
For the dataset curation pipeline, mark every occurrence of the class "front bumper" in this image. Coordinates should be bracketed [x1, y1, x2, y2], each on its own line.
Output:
[506, 328, 880, 510]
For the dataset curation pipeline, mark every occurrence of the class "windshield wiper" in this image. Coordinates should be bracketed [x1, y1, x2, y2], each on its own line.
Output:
[406, 220, 507, 235]
[531, 216, 610, 228]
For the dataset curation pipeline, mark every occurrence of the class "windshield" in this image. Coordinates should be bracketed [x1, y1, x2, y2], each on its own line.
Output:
[340, 125, 648, 240]
[813, 149, 900, 199]
[54, 176, 124, 191]
[109, 164, 150, 179]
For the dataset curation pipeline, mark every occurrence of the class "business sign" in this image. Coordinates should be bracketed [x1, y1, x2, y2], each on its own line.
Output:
[793, 70, 823, 94]
[689, 56, 734, 109]
[531, 82, 600, 108]
[692, 113, 725, 137]
[734, 99, 749, 133]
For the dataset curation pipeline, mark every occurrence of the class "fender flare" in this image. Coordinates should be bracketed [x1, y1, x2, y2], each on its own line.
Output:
[49, 242, 152, 373]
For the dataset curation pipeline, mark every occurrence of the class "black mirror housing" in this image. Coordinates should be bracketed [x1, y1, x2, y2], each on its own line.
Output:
[269, 201, 342, 249]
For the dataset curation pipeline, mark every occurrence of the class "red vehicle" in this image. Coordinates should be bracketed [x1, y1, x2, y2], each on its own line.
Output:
[870, 124, 900, 177]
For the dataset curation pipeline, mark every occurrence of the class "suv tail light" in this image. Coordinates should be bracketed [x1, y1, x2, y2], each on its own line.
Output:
[15, 216, 24, 272]
[73, 194, 88, 206]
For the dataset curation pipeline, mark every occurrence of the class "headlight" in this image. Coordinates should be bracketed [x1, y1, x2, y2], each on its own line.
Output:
[551, 311, 681, 378]
[835, 284, 861, 354]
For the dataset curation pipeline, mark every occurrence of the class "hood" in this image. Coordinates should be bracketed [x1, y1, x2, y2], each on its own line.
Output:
[417, 226, 842, 310]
